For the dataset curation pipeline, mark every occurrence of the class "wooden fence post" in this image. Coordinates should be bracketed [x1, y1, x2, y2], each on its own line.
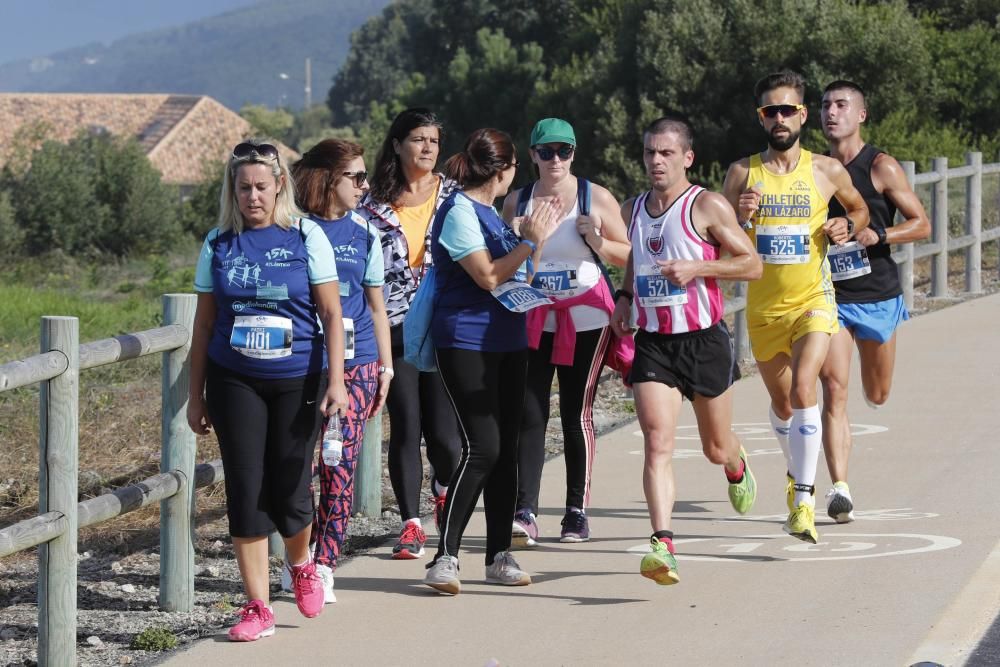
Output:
[899, 161, 917, 311]
[159, 294, 197, 612]
[965, 152, 982, 294]
[931, 156, 950, 298]
[38, 316, 79, 667]
[732, 281, 749, 362]
[353, 410, 383, 518]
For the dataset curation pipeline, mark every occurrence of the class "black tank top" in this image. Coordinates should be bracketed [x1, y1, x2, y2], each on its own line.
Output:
[828, 144, 901, 303]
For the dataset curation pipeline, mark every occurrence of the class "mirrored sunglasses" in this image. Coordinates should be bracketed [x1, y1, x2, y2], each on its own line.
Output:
[756, 104, 805, 119]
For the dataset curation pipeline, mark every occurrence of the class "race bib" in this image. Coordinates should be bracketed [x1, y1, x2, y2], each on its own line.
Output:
[636, 265, 687, 308]
[343, 317, 355, 360]
[490, 281, 552, 313]
[531, 261, 579, 297]
[230, 315, 293, 359]
[828, 241, 872, 281]
[756, 224, 810, 264]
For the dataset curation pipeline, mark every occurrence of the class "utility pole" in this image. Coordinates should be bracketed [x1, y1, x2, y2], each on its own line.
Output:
[304, 57, 312, 109]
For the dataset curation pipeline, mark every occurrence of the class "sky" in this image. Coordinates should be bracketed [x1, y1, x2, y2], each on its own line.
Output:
[0, 0, 260, 65]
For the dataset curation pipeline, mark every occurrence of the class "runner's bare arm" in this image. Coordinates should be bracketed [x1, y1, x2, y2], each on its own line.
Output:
[580, 185, 630, 268]
[657, 192, 762, 285]
[818, 156, 869, 244]
[721, 159, 758, 226]
[871, 153, 931, 245]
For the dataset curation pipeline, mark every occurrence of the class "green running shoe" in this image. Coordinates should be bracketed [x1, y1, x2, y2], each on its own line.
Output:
[640, 536, 679, 585]
[727, 446, 757, 514]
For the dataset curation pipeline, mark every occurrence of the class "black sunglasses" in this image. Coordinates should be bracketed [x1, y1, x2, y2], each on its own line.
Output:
[232, 142, 280, 161]
[534, 145, 575, 161]
[342, 170, 369, 188]
[756, 103, 805, 119]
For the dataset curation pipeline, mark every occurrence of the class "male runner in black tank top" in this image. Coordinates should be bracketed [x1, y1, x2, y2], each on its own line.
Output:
[818, 80, 930, 522]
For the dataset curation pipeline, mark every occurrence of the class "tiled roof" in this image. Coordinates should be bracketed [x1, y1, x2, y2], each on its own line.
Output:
[0, 93, 297, 186]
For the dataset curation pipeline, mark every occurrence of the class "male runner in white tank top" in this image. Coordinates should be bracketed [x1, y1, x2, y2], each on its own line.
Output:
[610, 116, 763, 585]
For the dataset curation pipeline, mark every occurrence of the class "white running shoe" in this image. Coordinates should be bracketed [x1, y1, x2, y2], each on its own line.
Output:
[826, 482, 855, 523]
[485, 551, 531, 586]
[424, 555, 461, 595]
[316, 563, 336, 603]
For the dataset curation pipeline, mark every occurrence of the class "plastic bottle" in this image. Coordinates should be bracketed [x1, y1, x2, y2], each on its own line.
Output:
[321, 413, 343, 466]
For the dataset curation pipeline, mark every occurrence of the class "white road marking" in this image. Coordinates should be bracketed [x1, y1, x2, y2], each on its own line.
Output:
[626, 533, 961, 562]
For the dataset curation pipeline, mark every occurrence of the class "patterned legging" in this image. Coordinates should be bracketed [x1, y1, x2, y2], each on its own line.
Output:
[312, 360, 379, 569]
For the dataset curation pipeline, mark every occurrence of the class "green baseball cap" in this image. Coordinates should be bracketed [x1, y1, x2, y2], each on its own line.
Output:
[530, 118, 576, 147]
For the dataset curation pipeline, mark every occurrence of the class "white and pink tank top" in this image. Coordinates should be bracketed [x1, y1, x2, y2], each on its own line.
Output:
[628, 185, 724, 334]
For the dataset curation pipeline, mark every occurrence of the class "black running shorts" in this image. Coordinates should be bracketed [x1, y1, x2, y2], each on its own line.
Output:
[629, 322, 740, 400]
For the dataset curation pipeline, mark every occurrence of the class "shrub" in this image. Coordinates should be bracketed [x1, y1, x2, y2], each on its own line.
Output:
[129, 627, 178, 652]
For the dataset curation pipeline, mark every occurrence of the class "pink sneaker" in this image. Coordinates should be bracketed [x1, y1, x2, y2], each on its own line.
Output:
[228, 599, 275, 642]
[290, 560, 325, 618]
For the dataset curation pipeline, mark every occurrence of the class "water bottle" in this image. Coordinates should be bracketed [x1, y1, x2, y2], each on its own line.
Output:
[321, 413, 343, 466]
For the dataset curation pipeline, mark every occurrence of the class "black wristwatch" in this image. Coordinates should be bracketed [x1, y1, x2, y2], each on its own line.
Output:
[875, 226, 888, 245]
[845, 216, 855, 237]
[614, 289, 633, 304]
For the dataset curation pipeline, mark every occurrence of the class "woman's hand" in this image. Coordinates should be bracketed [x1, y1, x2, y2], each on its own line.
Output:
[519, 197, 561, 245]
[321, 380, 350, 418]
[187, 395, 212, 435]
[371, 369, 392, 416]
[611, 297, 634, 338]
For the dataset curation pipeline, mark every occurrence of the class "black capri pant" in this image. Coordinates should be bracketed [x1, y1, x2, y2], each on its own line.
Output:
[205, 360, 325, 538]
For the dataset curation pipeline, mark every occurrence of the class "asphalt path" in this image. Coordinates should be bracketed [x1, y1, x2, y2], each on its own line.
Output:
[166, 292, 1000, 666]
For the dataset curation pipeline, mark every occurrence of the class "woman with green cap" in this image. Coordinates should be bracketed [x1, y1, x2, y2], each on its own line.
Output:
[501, 117, 631, 546]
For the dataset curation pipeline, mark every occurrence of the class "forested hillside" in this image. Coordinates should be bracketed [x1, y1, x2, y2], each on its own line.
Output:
[327, 0, 1000, 195]
[0, 0, 390, 111]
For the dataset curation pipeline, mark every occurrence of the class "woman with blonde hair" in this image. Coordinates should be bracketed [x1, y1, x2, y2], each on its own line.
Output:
[187, 140, 348, 641]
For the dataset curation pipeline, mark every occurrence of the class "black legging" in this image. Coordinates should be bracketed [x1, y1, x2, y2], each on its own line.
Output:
[434, 346, 528, 565]
[517, 327, 609, 514]
[386, 324, 462, 520]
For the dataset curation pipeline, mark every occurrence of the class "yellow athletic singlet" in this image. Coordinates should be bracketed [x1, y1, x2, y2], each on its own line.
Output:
[746, 149, 834, 315]
[395, 182, 440, 268]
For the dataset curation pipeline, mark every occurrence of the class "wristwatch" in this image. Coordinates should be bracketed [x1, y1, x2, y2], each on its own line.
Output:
[845, 216, 855, 237]
[378, 365, 394, 379]
[875, 226, 888, 245]
[614, 289, 633, 304]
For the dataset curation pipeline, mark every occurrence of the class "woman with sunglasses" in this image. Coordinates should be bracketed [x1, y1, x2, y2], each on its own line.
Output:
[422, 128, 560, 595]
[501, 118, 630, 546]
[287, 138, 392, 604]
[356, 108, 463, 560]
[187, 140, 349, 641]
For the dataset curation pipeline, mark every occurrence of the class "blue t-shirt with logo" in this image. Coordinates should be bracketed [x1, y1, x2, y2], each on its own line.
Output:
[194, 218, 338, 378]
[430, 191, 527, 352]
[312, 212, 384, 367]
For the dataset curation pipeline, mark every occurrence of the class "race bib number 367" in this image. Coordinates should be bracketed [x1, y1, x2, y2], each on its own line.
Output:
[230, 315, 293, 359]
[756, 224, 810, 264]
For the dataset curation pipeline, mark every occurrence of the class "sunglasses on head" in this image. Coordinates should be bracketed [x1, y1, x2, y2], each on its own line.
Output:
[342, 170, 368, 188]
[232, 142, 280, 161]
[756, 104, 805, 119]
[534, 145, 575, 161]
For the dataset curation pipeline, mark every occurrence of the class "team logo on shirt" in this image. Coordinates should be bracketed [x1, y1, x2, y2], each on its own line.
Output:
[791, 179, 810, 192]
[266, 247, 293, 261]
[647, 236, 664, 255]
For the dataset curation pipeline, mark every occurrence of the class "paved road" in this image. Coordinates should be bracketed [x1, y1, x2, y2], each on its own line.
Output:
[166, 293, 1000, 666]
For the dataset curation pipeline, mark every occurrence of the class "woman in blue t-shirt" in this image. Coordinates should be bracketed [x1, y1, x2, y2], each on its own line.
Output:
[421, 128, 559, 595]
[187, 141, 348, 641]
[289, 139, 392, 604]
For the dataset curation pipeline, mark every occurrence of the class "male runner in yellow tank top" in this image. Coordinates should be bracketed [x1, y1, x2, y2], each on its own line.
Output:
[722, 70, 869, 543]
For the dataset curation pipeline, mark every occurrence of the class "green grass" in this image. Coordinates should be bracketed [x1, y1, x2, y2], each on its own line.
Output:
[0, 249, 198, 362]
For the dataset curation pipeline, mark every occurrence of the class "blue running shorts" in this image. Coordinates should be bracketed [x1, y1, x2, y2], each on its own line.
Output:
[836, 295, 909, 344]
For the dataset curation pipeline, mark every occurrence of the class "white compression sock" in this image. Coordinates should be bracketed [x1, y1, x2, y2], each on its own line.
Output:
[789, 405, 822, 506]
[769, 405, 792, 470]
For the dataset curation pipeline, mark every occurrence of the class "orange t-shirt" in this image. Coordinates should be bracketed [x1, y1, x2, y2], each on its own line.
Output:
[394, 183, 440, 267]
